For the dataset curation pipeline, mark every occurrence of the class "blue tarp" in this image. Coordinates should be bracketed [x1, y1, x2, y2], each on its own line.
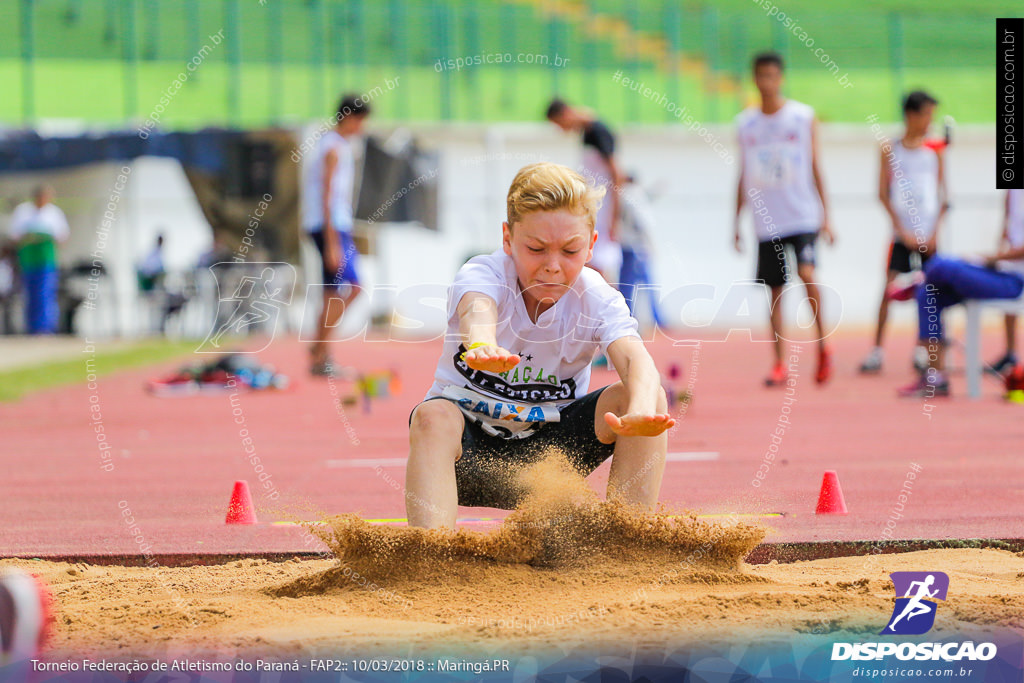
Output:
[0, 130, 242, 175]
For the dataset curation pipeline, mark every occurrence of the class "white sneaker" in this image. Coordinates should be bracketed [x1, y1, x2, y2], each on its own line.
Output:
[859, 347, 884, 374]
[913, 345, 929, 373]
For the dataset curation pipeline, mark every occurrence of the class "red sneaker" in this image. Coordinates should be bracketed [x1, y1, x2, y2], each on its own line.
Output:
[764, 362, 788, 387]
[897, 373, 950, 398]
[816, 346, 833, 385]
[886, 272, 925, 302]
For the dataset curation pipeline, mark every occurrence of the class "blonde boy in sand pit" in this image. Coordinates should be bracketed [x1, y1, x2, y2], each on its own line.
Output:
[405, 163, 674, 529]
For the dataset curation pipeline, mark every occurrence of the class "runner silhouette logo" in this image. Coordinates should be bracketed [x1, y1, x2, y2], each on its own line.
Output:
[880, 571, 949, 635]
[197, 262, 295, 354]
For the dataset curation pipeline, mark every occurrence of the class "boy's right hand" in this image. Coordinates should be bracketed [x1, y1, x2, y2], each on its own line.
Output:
[462, 344, 520, 373]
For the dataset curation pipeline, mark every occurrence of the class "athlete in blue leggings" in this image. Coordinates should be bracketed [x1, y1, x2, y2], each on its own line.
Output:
[898, 253, 1024, 396]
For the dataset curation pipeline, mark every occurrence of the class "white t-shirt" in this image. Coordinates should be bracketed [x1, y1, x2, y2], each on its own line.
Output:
[1001, 189, 1024, 277]
[619, 184, 655, 254]
[9, 202, 70, 242]
[738, 99, 823, 240]
[888, 141, 940, 238]
[1007, 189, 1024, 248]
[301, 130, 355, 233]
[426, 250, 640, 439]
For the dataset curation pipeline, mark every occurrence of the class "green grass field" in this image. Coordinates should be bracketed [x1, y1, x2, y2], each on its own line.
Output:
[0, 0, 1015, 126]
[0, 59, 996, 127]
[0, 339, 201, 402]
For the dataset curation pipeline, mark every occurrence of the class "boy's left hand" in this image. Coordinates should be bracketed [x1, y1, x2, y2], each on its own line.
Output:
[603, 412, 675, 437]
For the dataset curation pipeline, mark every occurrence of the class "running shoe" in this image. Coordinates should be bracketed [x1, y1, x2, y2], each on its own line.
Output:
[0, 570, 52, 664]
[310, 359, 340, 378]
[859, 347, 884, 374]
[897, 373, 950, 398]
[886, 272, 925, 302]
[985, 352, 1019, 378]
[764, 362, 788, 387]
[912, 345, 930, 373]
[816, 346, 833, 384]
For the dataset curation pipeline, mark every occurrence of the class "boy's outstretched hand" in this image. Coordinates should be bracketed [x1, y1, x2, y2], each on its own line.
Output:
[463, 344, 521, 374]
[603, 412, 676, 437]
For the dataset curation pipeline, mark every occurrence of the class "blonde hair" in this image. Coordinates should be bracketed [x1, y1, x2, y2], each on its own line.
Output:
[506, 162, 605, 230]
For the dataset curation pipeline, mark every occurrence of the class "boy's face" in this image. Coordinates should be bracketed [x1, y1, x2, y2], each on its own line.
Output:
[548, 110, 575, 133]
[503, 209, 597, 306]
[905, 103, 935, 135]
[753, 63, 782, 99]
[339, 113, 368, 136]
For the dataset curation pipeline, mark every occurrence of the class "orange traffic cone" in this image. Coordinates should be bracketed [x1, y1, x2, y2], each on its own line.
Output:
[225, 480, 257, 524]
[815, 470, 848, 515]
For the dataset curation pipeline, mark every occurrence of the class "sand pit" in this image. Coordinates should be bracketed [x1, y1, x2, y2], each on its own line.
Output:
[6, 455, 1023, 660]
[7, 548, 1023, 662]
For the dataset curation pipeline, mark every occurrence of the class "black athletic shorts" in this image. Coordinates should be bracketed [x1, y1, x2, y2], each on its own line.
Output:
[409, 387, 615, 509]
[756, 231, 818, 288]
[887, 240, 932, 274]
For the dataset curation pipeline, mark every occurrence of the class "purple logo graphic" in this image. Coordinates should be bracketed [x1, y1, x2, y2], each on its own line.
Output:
[880, 571, 949, 635]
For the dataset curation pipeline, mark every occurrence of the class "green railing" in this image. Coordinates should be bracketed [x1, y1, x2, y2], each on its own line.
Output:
[0, 0, 1007, 128]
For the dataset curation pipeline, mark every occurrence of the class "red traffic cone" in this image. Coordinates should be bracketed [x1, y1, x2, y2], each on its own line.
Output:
[225, 480, 258, 524]
[815, 470, 848, 515]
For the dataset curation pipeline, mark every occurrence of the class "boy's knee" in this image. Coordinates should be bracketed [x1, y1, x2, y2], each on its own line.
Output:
[797, 264, 816, 282]
[601, 381, 629, 411]
[410, 400, 463, 436]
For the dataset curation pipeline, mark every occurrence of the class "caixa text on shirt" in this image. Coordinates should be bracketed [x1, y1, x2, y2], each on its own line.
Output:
[454, 350, 577, 403]
[443, 386, 556, 424]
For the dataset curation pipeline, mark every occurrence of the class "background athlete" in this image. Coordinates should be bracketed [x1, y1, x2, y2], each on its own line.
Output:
[734, 52, 835, 386]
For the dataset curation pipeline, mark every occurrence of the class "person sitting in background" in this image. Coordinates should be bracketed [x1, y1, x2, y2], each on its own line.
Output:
[987, 189, 1024, 376]
[896, 244, 1024, 397]
[9, 185, 69, 334]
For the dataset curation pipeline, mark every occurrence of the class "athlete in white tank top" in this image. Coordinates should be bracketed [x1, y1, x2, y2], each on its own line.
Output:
[888, 140, 940, 240]
[306, 95, 370, 377]
[734, 53, 834, 387]
[861, 90, 946, 376]
[737, 99, 823, 238]
[1006, 189, 1024, 251]
[301, 130, 354, 233]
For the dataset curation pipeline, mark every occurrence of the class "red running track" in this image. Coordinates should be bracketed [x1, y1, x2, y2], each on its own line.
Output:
[1, 329, 1021, 557]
